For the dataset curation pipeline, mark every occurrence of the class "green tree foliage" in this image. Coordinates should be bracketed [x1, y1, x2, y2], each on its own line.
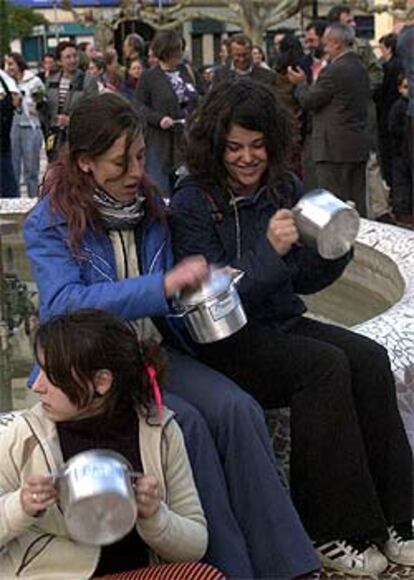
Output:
[8, 1, 47, 38]
[0, 0, 47, 58]
[0, 0, 11, 58]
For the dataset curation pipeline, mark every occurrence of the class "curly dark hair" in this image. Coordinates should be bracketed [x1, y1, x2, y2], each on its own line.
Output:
[34, 309, 167, 417]
[275, 33, 304, 73]
[185, 78, 293, 190]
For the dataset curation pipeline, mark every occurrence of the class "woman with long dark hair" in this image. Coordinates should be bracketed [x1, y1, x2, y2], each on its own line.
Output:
[23, 92, 319, 579]
[171, 79, 414, 577]
[0, 308, 225, 579]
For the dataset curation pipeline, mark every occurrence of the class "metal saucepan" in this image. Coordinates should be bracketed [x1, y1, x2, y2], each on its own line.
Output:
[172, 268, 247, 344]
[57, 449, 138, 546]
[292, 189, 360, 260]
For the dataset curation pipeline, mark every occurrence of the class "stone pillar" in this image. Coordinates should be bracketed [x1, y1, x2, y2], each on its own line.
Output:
[202, 33, 215, 65]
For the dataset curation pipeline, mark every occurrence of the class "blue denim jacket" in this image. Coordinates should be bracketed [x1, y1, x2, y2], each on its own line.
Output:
[24, 197, 174, 322]
[24, 197, 186, 383]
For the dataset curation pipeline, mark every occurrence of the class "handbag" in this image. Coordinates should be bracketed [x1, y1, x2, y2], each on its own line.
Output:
[45, 126, 67, 162]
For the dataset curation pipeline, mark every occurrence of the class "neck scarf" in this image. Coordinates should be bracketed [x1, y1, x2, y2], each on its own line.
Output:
[93, 185, 145, 230]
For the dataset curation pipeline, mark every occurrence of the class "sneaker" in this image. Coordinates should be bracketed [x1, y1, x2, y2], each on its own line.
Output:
[384, 523, 414, 566]
[316, 538, 388, 576]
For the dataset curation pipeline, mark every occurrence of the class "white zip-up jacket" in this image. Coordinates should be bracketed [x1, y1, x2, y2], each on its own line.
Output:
[0, 403, 207, 579]
[14, 70, 44, 129]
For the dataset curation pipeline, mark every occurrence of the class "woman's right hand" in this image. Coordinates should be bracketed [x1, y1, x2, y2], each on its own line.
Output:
[164, 256, 209, 298]
[160, 116, 174, 130]
[20, 475, 58, 517]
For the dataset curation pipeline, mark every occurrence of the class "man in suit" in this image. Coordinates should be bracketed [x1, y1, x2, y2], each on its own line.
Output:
[288, 23, 370, 216]
[213, 33, 278, 91]
[327, 5, 383, 93]
[300, 20, 328, 190]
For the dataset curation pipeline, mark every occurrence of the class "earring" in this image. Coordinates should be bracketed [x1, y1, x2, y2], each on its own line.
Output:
[82, 167, 90, 174]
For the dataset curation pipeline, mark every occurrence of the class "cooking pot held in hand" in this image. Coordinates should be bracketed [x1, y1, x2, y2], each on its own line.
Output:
[58, 449, 138, 546]
[292, 189, 360, 260]
[173, 269, 247, 344]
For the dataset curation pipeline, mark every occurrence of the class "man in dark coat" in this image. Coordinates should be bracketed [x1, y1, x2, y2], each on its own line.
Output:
[288, 23, 370, 216]
[213, 33, 279, 92]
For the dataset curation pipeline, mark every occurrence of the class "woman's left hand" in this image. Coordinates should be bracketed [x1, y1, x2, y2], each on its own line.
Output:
[135, 475, 160, 519]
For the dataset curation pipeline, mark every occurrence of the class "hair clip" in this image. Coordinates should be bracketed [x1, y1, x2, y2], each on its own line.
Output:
[146, 365, 163, 422]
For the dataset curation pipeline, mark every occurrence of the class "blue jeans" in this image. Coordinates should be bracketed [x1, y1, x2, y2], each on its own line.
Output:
[145, 144, 171, 195]
[11, 124, 43, 197]
[0, 149, 19, 197]
[165, 348, 319, 579]
[163, 391, 253, 579]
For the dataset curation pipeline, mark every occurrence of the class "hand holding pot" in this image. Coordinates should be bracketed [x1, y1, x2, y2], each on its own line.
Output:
[135, 475, 160, 519]
[21, 474, 57, 517]
[267, 209, 299, 256]
[164, 256, 209, 298]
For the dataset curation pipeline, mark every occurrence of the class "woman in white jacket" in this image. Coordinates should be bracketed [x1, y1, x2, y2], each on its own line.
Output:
[0, 309, 223, 580]
[5, 52, 45, 197]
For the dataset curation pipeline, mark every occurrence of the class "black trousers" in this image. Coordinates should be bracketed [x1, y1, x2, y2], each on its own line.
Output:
[193, 317, 413, 542]
[391, 156, 413, 215]
[315, 161, 367, 217]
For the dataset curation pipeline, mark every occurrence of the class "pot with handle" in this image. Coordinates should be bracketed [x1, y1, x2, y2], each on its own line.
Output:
[172, 268, 247, 344]
[57, 449, 138, 546]
[292, 189, 360, 260]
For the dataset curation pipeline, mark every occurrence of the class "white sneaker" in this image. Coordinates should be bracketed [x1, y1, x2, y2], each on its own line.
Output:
[316, 539, 388, 576]
[384, 524, 414, 566]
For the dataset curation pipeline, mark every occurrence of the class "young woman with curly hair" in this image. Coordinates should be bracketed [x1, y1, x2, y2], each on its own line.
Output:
[171, 79, 414, 577]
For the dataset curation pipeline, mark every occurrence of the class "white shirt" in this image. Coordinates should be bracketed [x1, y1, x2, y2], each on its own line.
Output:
[0, 69, 19, 95]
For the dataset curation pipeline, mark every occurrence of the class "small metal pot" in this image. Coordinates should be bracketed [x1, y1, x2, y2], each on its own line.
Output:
[292, 189, 360, 260]
[57, 449, 138, 546]
[173, 269, 247, 344]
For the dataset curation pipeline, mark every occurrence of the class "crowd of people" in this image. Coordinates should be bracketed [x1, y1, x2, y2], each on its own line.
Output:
[0, 11, 413, 217]
[1, 7, 414, 580]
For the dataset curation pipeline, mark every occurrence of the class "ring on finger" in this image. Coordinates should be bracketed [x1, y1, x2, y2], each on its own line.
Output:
[32, 492, 39, 502]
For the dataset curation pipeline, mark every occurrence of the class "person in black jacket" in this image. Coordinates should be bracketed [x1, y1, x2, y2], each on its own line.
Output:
[374, 33, 403, 187]
[388, 74, 413, 225]
[170, 79, 414, 577]
[0, 67, 19, 197]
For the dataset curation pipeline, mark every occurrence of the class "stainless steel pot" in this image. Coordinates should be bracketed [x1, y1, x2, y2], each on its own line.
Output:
[292, 189, 360, 260]
[173, 269, 247, 344]
[57, 449, 138, 546]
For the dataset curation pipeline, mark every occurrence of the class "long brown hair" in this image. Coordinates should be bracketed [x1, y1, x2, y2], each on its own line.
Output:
[40, 93, 162, 251]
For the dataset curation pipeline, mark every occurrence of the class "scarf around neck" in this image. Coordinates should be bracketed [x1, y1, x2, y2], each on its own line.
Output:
[93, 185, 145, 230]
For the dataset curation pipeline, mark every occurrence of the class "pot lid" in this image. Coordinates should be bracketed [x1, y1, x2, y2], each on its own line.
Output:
[178, 269, 232, 306]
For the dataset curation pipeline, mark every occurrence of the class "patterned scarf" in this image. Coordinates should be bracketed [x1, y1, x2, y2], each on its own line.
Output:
[93, 185, 145, 230]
